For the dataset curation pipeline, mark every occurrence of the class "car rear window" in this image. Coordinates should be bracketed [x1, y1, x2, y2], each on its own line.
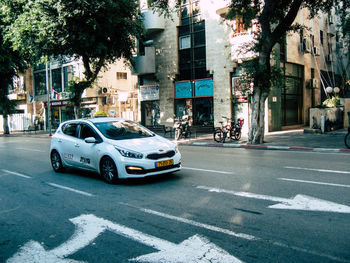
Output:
[94, 120, 154, 140]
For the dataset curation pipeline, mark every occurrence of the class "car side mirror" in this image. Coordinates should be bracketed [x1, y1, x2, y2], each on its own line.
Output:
[84, 137, 97, 144]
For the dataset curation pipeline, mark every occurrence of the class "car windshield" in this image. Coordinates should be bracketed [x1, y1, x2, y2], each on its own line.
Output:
[94, 120, 154, 140]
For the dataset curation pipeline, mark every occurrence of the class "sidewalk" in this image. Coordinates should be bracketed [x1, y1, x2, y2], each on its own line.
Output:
[1, 128, 350, 153]
[176, 128, 350, 153]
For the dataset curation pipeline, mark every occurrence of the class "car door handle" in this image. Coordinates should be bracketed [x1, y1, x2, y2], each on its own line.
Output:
[58, 139, 62, 143]
[75, 144, 80, 148]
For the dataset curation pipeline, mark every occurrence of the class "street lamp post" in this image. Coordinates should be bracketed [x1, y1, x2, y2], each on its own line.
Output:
[46, 62, 52, 136]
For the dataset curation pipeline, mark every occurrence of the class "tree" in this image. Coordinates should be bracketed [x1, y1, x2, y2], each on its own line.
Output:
[3, 0, 144, 118]
[0, 5, 27, 134]
[152, 0, 344, 144]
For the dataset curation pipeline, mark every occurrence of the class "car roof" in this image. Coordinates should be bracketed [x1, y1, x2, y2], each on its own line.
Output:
[62, 117, 125, 125]
[85, 117, 124, 124]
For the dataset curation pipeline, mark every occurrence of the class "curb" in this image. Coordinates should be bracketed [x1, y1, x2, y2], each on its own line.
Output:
[177, 141, 350, 154]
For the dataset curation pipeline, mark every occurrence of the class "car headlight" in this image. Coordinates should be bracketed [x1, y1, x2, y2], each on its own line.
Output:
[115, 146, 143, 159]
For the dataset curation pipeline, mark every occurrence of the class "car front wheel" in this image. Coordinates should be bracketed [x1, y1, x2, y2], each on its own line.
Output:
[51, 150, 64, 172]
[100, 156, 118, 183]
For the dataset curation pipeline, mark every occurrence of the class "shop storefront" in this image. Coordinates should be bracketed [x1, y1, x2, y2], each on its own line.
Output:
[174, 78, 214, 126]
[139, 85, 160, 126]
[44, 100, 73, 129]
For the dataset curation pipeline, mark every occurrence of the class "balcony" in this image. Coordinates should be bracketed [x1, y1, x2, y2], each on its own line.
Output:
[142, 10, 165, 33]
[132, 47, 156, 75]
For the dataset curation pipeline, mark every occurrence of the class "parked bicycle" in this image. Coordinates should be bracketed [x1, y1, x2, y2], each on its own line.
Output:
[213, 116, 244, 143]
[345, 127, 350, 149]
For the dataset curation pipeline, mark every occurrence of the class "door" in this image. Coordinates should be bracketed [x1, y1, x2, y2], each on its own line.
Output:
[60, 122, 80, 166]
[282, 77, 302, 126]
[75, 124, 101, 170]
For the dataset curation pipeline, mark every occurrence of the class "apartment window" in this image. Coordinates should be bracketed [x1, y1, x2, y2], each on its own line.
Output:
[320, 30, 324, 45]
[179, 35, 191, 49]
[63, 65, 74, 89]
[116, 72, 127, 80]
[178, 0, 208, 81]
[34, 71, 47, 96]
[52, 68, 62, 93]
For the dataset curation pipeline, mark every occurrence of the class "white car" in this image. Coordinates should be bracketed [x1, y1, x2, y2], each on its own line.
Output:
[50, 117, 181, 183]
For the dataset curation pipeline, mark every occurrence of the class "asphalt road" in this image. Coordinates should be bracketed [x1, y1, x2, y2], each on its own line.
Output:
[0, 136, 349, 263]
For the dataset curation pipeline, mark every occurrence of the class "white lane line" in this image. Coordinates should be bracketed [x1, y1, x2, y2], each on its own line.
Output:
[139, 207, 256, 240]
[124, 204, 350, 262]
[47, 183, 94, 197]
[182, 166, 234, 174]
[15, 147, 45, 153]
[279, 178, 350, 188]
[285, 166, 350, 174]
[1, 169, 31, 179]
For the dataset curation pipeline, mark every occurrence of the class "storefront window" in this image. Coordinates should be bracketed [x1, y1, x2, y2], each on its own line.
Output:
[193, 98, 213, 126]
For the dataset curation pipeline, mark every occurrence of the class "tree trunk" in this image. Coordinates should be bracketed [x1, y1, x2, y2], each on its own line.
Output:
[248, 88, 269, 144]
[3, 114, 10, 135]
[248, 49, 271, 144]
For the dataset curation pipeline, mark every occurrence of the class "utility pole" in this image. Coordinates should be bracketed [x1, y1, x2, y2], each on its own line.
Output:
[46, 62, 52, 136]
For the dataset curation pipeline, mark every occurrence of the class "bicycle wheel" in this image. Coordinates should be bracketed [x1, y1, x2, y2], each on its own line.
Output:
[213, 128, 224, 143]
[234, 131, 241, 140]
[345, 132, 350, 149]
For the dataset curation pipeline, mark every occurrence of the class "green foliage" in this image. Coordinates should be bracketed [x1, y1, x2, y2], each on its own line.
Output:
[2, 0, 144, 116]
[4, 0, 144, 65]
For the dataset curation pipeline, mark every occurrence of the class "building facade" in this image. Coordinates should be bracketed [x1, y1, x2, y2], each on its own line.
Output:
[1, 57, 138, 132]
[133, 0, 349, 134]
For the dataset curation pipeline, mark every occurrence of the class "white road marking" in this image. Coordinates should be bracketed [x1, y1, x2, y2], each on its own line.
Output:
[140, 208, 257, 240]
[197, 185, 350, 213]
[126, 204, 350, 262]
[15, 147, 45, 153]
[278, 178, 350, 188]
[7, 214, 244, 263]
[1, 169, 31, 179]
[47, 183, 94, 197]
[285, 166, 350, 174]
[182, 166, 234, 174]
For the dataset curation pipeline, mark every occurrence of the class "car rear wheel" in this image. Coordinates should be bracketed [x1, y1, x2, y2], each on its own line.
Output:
[100, 156, 118, 183]
[51, 150, 64, 172]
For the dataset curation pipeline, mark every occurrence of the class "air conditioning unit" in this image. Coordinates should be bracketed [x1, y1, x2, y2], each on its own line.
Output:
[61, 92, 70, 99]
[102, 87, 110, 94]
[303, 38, 312, 53]
[313, 46, 320, 56]
[299, 38, 312, 53]
[312, 78, 318, 88]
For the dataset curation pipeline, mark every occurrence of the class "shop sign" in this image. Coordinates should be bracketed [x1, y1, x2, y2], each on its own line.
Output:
[139, 85, 159, 101]
[174, 81, 193, 98]
[194, 79, 213, 97]
[44, 100, 69, 108]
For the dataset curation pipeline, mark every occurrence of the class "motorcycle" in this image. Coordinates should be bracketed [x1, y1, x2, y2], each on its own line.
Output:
[174, 115, 191, 140]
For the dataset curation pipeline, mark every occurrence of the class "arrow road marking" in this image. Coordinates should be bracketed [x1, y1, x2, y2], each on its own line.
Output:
[197, 185, 350, 213]
[7, 214, 243, 263]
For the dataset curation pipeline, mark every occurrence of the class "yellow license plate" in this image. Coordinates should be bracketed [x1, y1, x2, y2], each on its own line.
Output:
[156, 159, 173, 168]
